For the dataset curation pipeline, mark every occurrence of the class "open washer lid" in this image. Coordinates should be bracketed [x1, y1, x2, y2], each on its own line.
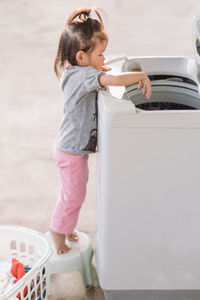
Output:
[193, 14, 200, 79]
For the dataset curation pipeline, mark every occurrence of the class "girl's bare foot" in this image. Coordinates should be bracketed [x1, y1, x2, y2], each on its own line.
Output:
[51, 230, 71, 254]
[67, 231, 79, 242]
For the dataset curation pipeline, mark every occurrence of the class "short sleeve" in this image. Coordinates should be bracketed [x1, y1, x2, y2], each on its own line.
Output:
[83, 66, 105, 92]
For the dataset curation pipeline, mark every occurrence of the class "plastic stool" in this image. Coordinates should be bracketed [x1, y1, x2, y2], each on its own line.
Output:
[45, 230, 94, 294]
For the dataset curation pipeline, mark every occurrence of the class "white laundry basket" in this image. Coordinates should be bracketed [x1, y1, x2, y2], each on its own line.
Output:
[0, 225, 52, 300]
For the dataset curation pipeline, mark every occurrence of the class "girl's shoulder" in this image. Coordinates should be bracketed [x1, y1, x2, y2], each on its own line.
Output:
[61, 65, 103, 91]
[62, 65, 99, 82]
[66, 65, 96, 74]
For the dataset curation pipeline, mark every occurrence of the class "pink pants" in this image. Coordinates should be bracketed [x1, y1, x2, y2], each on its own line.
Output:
[50, 148, 89, 235]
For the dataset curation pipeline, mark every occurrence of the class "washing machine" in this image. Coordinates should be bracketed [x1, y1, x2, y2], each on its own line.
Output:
[96, 15, 200, 300]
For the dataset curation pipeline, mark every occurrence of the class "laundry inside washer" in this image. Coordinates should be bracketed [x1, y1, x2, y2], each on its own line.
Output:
[124, 65, 200, 110]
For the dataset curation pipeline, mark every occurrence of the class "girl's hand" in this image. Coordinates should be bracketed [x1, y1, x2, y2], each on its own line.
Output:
[138, 76, 152, 100]
[101, 65, 112, 72]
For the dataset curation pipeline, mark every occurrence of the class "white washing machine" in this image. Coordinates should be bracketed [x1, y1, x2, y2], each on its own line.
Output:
[96, 15, 200, 300]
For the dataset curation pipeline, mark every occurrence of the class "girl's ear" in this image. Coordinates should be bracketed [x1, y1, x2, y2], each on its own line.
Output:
[76, 51, 88, 66]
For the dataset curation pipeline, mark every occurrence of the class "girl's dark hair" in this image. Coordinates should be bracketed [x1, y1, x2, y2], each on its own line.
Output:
[54, 8, 108, 78]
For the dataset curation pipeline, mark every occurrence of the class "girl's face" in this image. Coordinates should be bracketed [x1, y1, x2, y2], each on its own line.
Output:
[87, 40, 107, 70]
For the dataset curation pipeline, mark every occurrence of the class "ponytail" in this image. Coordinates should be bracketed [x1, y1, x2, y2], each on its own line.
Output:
[65, 8, 104, 30]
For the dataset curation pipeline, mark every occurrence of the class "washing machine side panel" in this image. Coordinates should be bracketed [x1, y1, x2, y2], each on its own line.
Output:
[96, 121, 200, 290]
[96, 119, 113, 288]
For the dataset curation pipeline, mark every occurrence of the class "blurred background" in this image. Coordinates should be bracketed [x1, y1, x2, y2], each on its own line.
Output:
[0, 0, 200, 297]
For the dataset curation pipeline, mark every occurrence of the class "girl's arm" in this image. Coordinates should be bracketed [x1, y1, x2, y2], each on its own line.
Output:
[99, 71, 152, 100]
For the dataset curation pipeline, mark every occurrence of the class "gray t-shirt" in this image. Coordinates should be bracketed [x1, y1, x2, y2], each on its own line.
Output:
[56, 65, 105, 154]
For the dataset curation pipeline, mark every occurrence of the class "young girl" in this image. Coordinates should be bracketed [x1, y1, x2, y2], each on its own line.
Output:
[50, 7, 152, 254]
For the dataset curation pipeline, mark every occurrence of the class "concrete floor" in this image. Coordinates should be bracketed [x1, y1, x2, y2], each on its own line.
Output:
[0, 0, 200, 298]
